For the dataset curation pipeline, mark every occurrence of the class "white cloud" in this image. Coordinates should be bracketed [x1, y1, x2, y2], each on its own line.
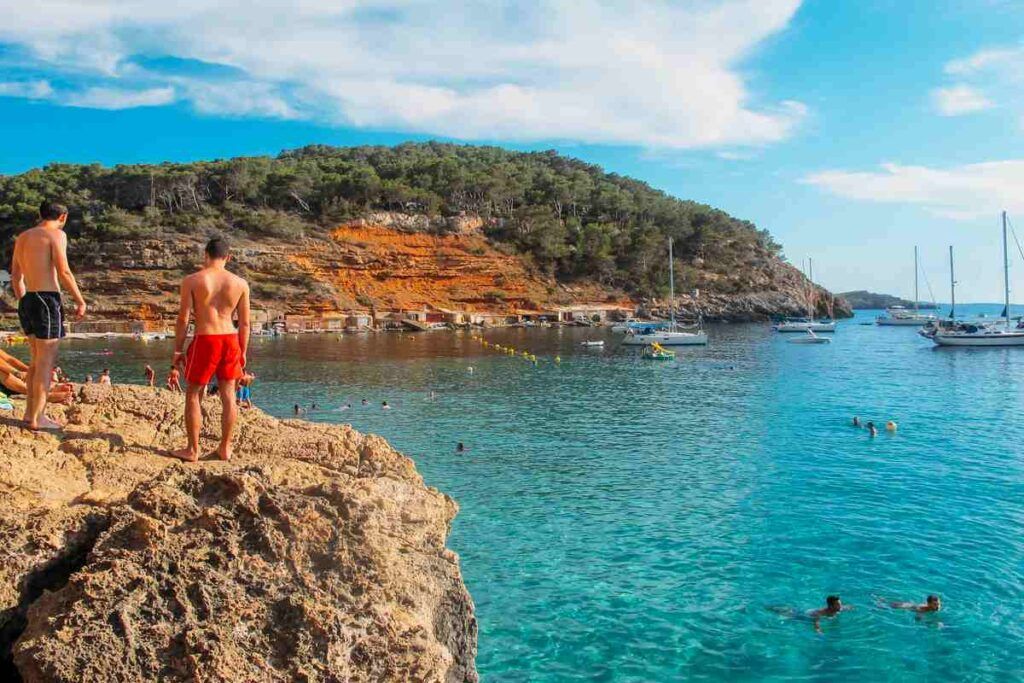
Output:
[933, 43, 1024, 119]
[65, 86, 175, 110]
[931, 85, 993, 116]
[803, 160, 1024, 220]
[0, 80, 54, 99]
[0, 0, 807, 149]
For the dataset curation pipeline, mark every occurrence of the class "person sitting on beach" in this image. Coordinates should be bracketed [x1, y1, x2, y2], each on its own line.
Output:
[888, 595, 941, 614]
[144, 364, 155, 387]
[99, 368, 111, 385]
[236, 373, 253, 409]
[166, 366, 181, 392]
[1, 351, 74, 404]
[171, 237, 250, 463]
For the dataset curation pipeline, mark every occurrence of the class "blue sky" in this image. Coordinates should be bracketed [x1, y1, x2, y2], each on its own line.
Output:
[1, 0, 1023, 301]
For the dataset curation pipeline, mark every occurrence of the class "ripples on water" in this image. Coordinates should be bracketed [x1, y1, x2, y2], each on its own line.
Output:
[46, 307, 1024, 681]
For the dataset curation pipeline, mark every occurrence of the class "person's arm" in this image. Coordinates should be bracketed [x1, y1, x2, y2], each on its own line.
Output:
[52, 232, 86, 318]
[236, 282, 251, 367]
[10, 235, 25, 300]
[174, 278, 193, 367]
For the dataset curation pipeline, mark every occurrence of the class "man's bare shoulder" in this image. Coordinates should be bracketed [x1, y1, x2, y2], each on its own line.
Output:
[228, 271, 249, 289]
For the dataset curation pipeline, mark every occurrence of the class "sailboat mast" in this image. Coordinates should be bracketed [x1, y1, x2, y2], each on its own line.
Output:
[668, 237, 675, 327]
[1003, 211, 1011, 328]
[913, 246, 919, 315]
[949, 245, 956, 319]
[808, 258, 815, 319]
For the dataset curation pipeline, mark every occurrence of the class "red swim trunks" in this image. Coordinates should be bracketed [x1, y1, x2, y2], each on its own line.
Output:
[183, 334, 244, 386]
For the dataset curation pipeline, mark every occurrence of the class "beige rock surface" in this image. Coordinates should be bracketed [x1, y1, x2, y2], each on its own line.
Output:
[0, 384, 477, 682]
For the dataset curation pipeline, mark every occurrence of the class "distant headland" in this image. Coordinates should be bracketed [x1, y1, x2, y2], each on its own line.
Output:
[838, 290, 938, 310]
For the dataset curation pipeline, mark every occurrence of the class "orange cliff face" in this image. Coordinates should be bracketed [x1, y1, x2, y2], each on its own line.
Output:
[286, 222, 623, 313]
[47, 219, 629, 320]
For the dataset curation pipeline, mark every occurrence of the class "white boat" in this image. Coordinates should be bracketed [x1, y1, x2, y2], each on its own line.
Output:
[773, 319, 838, 333]
[932, 213, 1024, 347]
[773, 258, 837, 333]
[621, 238, 708, 346]
[877, 247, 937, 326]
[579, 340, 605, 347]
[788, 329, 831, 344]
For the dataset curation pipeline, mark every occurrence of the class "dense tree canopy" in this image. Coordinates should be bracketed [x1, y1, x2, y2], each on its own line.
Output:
[0, 143, 781, 296]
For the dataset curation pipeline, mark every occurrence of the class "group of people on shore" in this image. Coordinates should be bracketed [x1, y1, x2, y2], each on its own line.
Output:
[9, 200, 251, 461]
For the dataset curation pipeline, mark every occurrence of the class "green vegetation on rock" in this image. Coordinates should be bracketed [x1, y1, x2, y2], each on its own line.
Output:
[1, 143, 781, 298]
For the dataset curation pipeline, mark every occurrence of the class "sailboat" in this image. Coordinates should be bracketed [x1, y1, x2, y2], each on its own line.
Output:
[773, 258, 837, 332]
[622, 238, 708, 346]
[876, 246, 938, 326]
[930, 212, 1024, 347]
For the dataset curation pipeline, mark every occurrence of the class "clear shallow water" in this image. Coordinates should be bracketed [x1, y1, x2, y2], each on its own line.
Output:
[30, 306, 1024, 681]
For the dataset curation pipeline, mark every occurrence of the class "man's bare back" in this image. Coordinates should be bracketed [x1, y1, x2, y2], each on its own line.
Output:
[14, 226, 63, 293]
[183, 268, 249, 335]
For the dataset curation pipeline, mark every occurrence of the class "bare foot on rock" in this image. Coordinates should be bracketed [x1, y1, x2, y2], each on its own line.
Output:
[26, 415, 64, 432]
[169, 448, 199, 463]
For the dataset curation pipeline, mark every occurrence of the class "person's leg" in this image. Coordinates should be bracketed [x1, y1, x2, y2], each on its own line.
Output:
[22, 338, 36, 422]
[171, 384, 205, 462]
[25, 338, 61, 429]
[216, 379, 238, 461]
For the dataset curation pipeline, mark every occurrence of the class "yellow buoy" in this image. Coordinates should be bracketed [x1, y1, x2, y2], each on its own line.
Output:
[554, 356, 561, 363]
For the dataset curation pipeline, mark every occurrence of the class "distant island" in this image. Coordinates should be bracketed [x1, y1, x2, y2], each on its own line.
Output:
[839, 290, 937, 310]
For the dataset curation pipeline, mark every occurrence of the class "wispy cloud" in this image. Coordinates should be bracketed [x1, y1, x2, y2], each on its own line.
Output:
[0, 0, 807, 149]
[931, 85, 993, 116]
[932, 43, 1023, 118]
[0, 80, 54, 100]
[802, 161, 1024, 220]
[65, 86, 175, 110]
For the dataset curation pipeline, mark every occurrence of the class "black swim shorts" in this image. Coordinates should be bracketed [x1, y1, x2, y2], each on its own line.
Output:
[18, 291, 65, 340]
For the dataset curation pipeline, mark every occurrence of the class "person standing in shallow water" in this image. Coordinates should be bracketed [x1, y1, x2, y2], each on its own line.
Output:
[144, 364, 155, 387]
[9, 200, 87, 431]
[171, 237, 250, 463]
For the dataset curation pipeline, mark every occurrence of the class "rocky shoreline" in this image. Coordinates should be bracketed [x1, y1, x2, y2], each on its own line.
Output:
[0, 385, 477, 682]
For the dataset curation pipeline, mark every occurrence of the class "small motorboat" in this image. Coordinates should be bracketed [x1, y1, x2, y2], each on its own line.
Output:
[788, 329, 831, 344]
[641, 342, 676, 360]
[579, 340, 605, 347]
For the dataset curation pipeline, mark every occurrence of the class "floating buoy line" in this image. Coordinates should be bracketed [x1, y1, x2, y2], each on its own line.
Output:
[470, 334, 554, 366]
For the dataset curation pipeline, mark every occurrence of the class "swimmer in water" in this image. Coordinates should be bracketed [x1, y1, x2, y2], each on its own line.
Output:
[808, 595, 851, 633]
[456, 442, 465, 453]
[769, 595, 851, 634]
[361, 399, 368, 406]
[887, 595, 941, 614]
[852, 416, 861, 427]
[886, 420, 898, 432]
[866, 421, 878, 437]
[293, 404, 301, 416]
[382, 401, 391, 410]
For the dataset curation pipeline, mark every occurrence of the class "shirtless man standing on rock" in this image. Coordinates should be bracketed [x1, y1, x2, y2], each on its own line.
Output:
[10, 200, 87, 431]
[172, 237, 250, 462]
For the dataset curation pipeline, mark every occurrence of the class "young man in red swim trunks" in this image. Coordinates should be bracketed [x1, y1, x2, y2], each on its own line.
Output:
[171, 237, 250, 462]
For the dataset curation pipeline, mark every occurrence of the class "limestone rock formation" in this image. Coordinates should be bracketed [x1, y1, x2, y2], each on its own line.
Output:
[0, 385, 477, 682]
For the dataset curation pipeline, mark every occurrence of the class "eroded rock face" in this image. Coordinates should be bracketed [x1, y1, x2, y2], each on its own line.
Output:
[0, 386, 477, 682]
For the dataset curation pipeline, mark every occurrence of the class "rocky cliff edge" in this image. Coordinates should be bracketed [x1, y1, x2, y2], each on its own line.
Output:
[0, 384, 477, 682]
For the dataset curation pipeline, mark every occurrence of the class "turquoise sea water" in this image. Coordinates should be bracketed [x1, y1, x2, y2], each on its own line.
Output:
[29, 306, 1024, 680]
